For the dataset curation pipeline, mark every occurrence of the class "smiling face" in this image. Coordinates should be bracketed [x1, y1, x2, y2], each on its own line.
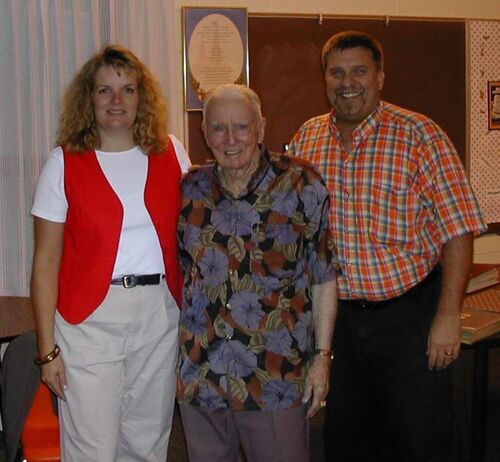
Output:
[91, 64, 139, 150]
[325, 46, 384, 129]
[203, 93, 265, 174]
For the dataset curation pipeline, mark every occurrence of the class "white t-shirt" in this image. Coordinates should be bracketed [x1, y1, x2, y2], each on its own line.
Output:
[31, 135, 191, 278]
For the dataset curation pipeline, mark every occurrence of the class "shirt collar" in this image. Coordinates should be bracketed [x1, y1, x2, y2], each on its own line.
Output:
[213, 145, 271, 199]
[328, 100, 383, 145]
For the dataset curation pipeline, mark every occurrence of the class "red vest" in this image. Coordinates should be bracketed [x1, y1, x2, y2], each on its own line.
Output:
[58, 140, 182, 324]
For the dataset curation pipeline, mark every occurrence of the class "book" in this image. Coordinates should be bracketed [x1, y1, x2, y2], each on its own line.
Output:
[461, 307, 500, 344]
[466, 266, 500, 293]
[463, 287, 500, 313]
[461, 285, 500, 344]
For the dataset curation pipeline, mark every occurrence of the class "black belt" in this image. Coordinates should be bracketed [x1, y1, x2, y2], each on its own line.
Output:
[341, 265, 441, 310]
[111, 273, 163, 288]
[340, 298, 393, 310]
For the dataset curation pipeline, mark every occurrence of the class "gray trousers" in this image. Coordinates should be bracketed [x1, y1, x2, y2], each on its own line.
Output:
[180, 403, 310, 462]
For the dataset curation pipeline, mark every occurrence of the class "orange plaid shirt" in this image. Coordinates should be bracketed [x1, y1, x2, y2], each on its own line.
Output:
[289, 101, 487, 301]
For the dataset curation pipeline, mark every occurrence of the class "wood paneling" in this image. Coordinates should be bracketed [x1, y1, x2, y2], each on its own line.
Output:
[187, 16, 466, 164]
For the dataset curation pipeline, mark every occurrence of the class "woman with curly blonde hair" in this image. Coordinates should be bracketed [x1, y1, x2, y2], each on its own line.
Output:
[57, 44, 169, 153]
[31, 44, 190, 461]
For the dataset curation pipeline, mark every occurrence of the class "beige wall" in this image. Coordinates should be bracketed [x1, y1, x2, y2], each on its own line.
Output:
[174, 0, 500, 18]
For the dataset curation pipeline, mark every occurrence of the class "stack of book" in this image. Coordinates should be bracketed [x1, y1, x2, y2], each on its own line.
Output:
[461, 266, 500, 344]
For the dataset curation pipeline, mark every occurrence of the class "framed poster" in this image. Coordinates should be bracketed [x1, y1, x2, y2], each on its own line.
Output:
[488, 81, 500, 130]
[183, 7, 248, 111]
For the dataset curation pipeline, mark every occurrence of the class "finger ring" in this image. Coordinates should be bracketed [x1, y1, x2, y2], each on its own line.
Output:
[445, 352, 452, 356]
[320, 400, 327, 407]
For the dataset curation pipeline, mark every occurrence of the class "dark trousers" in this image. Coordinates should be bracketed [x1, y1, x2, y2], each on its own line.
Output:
[324, 267, 454, 462]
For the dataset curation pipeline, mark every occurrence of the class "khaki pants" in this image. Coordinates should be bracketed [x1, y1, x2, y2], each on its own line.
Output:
[55, 280, 179, 462]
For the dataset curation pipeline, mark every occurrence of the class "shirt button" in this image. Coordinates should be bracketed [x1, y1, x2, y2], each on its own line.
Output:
[226, 303, 232, 309]
[345, 228, 350, 233]
[229, 269, 235, 276]
[226, 333, 233, 341]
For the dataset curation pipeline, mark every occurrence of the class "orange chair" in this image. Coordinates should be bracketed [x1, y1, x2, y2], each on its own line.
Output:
[21, 383, 61, 461]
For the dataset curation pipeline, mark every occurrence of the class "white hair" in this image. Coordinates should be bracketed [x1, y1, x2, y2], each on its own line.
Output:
[202, 84, 263, 124]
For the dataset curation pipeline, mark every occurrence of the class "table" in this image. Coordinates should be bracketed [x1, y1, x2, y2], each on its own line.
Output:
[461, 334, 500, 462]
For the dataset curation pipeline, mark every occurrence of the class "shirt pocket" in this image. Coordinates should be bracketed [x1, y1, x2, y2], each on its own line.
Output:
[368, 183, 419, 246]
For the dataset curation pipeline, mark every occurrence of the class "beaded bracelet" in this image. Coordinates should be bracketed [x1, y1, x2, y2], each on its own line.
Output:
[34, 344, 60, 366]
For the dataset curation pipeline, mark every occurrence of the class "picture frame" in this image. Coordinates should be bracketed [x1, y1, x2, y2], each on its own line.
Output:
[488, 81, 500, 130]
[182, 7, 248, 111]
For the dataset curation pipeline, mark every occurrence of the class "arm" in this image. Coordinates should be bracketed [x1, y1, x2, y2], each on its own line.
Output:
[31, 217, 67, 398]
[303, 278, 337, 418]
[427, 232, 473, 370]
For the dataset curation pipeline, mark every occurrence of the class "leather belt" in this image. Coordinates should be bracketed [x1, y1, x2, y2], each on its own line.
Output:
[111, 273, 163, 288]
[340, 298, 393, 310]
[341, 265, 441, 310]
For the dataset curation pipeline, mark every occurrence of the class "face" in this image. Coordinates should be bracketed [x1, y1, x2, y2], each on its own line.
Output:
[203, 95, 265, 172]
[92, 65, 139, 140]
[324, 47, 384, 128]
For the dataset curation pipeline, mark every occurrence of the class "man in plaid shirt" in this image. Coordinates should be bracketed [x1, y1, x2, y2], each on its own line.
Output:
[289, 31, 487, 462]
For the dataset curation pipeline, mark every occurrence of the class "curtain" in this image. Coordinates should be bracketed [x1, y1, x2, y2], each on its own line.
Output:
[0, 0, 176, 296]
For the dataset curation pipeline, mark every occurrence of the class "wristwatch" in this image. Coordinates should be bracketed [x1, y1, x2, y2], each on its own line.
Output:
[314, 348, 334, 361]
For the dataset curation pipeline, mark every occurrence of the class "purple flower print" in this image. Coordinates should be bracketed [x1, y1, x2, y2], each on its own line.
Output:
[302, 182, 327, 223]
[182, 286, 208, 336]
[183, 223, 201, 249]
[265, 223, 298, 245]
[208, 340, 257, 377]
[270, 190, 299, 217]
[291, 311, 313, 352]
[291, 259, 308, 291]
[252, 274, 284, 295]
[179, 356, 199, 383]
[265, 327, 292, 356]
[309, 251, 335, 285]
[261, 380, 300, 411]
[212, 200, 260, 236]
[198, 384, 226, 408]
[230, 291, 264, 329]
[198, 248, 229, 286]
[183, 170, 212, 200]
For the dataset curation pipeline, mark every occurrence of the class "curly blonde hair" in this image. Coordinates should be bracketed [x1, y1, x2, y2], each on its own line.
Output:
[56, 44, 168, 153]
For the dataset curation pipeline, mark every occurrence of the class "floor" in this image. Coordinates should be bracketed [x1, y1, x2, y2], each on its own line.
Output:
[1, 348, 499, 462]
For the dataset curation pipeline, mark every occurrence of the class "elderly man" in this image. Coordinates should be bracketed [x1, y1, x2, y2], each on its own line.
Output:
[177, 84, 337, 462]
[289, 31, 487, 461]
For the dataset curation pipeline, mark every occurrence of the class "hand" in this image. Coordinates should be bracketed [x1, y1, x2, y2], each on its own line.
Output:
[427, 311, 461, 370]
[302, 355, 330, 418]
[40, 355, 67, 400]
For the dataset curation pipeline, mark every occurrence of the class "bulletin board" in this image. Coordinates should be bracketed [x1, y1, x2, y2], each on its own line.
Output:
[187, 14, 466, 166]
[468, 20, 500, 226]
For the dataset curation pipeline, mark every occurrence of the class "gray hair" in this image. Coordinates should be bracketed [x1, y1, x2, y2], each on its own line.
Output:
[202, 84, 263, 124]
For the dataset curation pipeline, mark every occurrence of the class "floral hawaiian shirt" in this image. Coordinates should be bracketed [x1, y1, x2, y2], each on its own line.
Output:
[177, 148, 337, 411]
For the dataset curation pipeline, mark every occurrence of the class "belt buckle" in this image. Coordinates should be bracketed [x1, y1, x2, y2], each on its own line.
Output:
[122, 274, 137, 288]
